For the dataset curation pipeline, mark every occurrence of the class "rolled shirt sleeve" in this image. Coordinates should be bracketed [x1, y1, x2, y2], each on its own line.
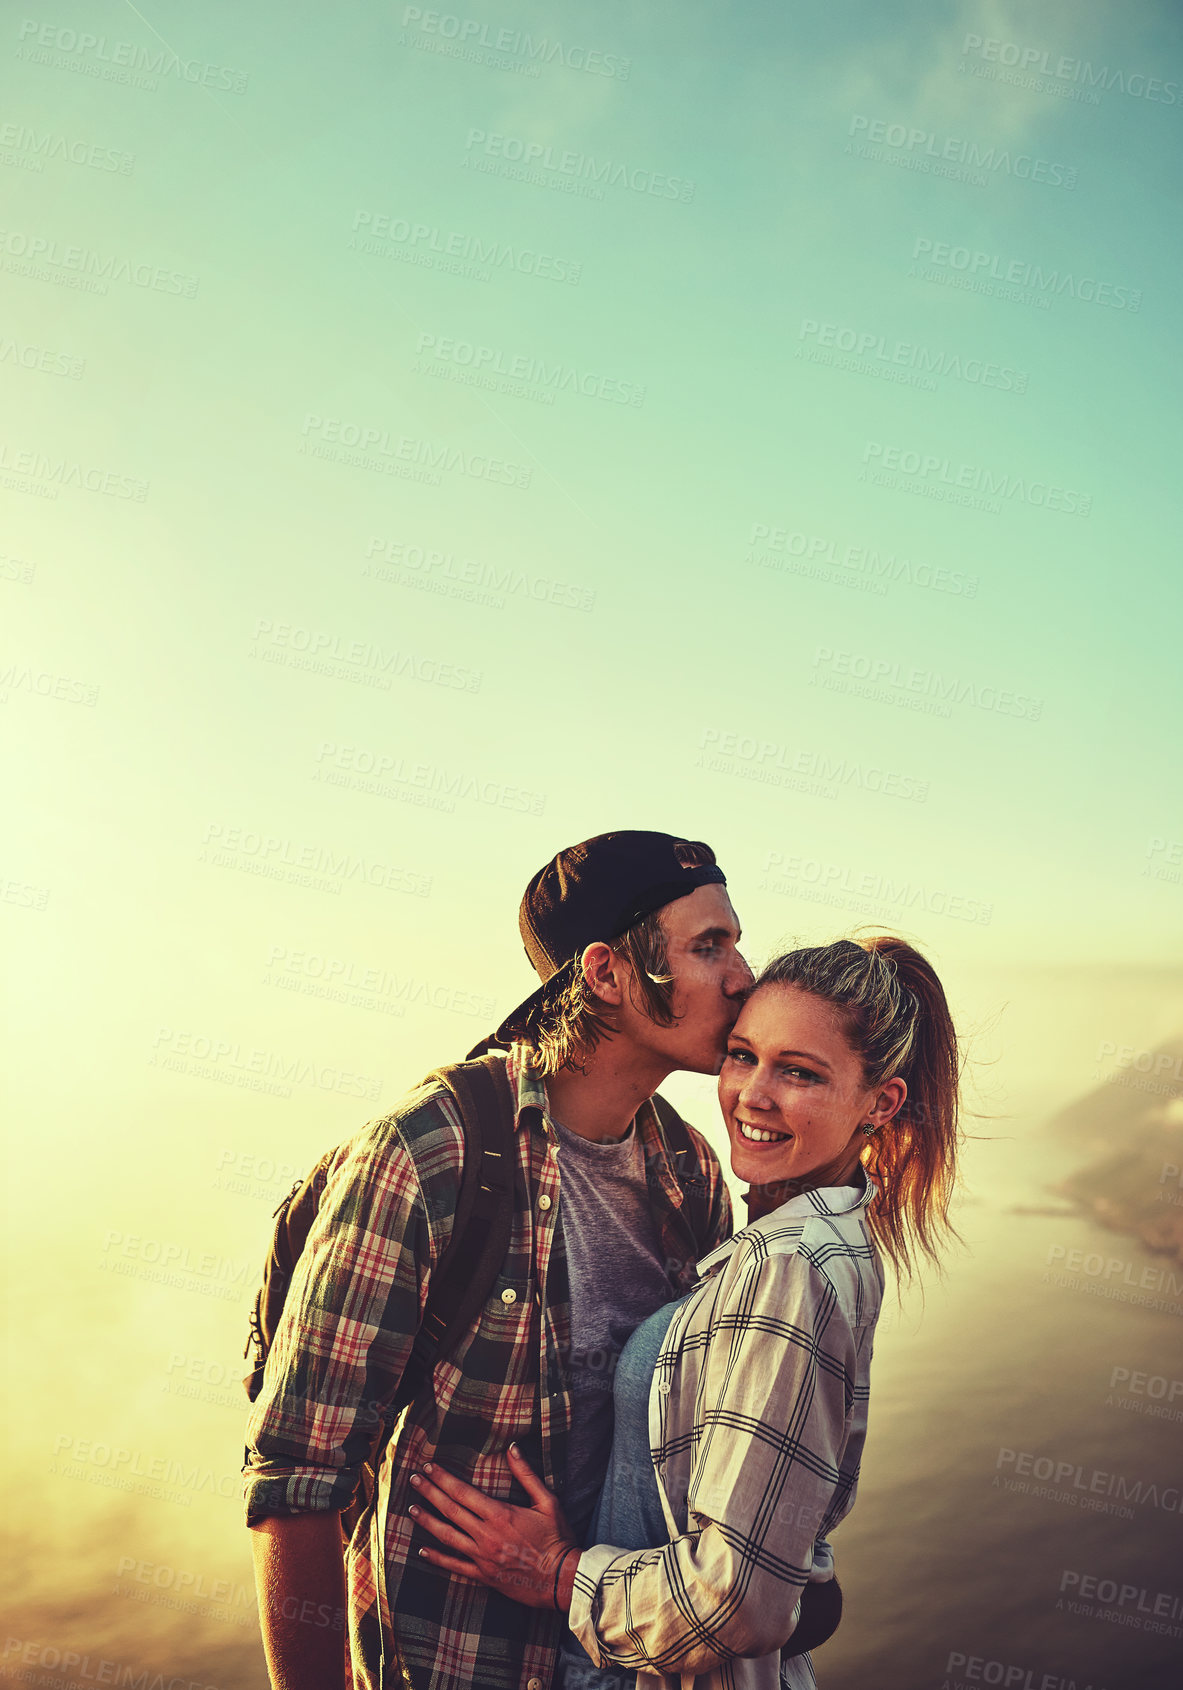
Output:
[242, 1110, 446, 1525]
[569, 1252, 858, 1676]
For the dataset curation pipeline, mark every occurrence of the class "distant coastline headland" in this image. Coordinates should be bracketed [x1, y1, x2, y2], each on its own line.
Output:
[1047, 1038, 1183, 1262]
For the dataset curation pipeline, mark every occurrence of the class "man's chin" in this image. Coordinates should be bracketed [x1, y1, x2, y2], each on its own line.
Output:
[683, 1043, 729, 1078]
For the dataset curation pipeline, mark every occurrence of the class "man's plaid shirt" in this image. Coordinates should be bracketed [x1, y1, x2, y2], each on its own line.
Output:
[242, 1045, 732, 1690]
[568, 1170, 883, 1690]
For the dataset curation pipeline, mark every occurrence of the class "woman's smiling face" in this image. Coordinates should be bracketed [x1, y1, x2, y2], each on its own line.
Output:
[718, 982, 904, 1190]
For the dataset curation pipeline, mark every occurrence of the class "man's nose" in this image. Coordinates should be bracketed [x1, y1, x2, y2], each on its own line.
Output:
[727, 949, 756, 995]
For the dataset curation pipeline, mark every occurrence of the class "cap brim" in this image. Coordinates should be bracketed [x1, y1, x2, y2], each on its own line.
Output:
[491, 956, 577, 1046]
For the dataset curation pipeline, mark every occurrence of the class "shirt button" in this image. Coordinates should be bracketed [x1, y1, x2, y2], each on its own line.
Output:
[500, 1287, 518, 1305]
[538, 1194, 552, 1211]
[528, 1679, 544, 1690]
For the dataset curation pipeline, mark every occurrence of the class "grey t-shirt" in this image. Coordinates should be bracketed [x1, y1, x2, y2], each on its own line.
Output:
[553, 1116, 677, 1541]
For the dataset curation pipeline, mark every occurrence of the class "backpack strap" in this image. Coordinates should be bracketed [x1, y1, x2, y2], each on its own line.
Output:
[649, 1090, 713, 1253]
[242, 1055, 517, 1409]
[394, 1053, 516, 1410]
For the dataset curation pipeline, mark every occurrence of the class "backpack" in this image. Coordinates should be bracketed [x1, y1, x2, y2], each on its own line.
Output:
[242, 1053, 516, 1537]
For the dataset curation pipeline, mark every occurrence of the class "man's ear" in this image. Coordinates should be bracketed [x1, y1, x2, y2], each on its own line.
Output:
[580, 941, 627, 1008]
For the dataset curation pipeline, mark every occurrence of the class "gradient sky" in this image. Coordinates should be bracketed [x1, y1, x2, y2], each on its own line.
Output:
[3, 0, 1182, 1678]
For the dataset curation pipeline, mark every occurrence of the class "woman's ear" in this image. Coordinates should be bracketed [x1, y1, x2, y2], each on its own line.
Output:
[868, 1076, 907, 1129]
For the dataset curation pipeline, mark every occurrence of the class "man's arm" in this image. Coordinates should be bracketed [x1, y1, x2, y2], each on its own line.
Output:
[243, 1095, 463, 1685]
[250, 1513, 348, 1690]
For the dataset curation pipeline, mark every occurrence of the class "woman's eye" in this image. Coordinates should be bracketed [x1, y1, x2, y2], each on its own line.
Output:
[725, 1047, 754, 1064]
[783, 1066, 819, 1082]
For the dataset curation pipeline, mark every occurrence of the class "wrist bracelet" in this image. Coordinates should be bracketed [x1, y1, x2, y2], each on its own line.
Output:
[552, 1545, 578, 1611]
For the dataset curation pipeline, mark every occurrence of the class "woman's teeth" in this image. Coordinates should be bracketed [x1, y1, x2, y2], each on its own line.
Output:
[737, 1120, 790, 1144]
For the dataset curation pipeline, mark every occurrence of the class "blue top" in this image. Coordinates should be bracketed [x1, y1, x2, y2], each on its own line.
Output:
[555, 1293, 692, 1690]
[589, 1292, 690, 1550]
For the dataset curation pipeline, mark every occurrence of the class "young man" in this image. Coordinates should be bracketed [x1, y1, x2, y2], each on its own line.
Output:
[244, 830, 752, 1690]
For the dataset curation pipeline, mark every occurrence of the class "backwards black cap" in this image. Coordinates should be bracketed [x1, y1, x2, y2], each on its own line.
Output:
[492, 830, 726, 1045]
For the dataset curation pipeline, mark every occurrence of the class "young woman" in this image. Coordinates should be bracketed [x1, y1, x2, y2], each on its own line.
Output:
[409, 935, 963, 1689]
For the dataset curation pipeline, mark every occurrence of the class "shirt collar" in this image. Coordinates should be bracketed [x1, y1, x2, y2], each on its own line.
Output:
[506, 1040, 551, 1130]
[696, 1163, 876, 1277]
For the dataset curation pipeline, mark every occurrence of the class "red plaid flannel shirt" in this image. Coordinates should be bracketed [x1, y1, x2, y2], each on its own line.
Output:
[243, 1045, 732, 1690]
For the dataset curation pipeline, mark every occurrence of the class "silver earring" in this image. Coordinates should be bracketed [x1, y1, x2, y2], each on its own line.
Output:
[861, 1123, 876, 1135]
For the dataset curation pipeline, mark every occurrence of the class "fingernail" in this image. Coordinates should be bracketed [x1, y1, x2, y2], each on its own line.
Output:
[421, 1462, 433, 1474]
[409, 1474, 421, 1487]
[418, 1548, 428, 1559]
[508, 1442, 519, 1455]
[408, 1505, 419, 1517]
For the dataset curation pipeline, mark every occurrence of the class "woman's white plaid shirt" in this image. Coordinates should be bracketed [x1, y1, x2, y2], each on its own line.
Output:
[568, 1170, 883, 1690]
